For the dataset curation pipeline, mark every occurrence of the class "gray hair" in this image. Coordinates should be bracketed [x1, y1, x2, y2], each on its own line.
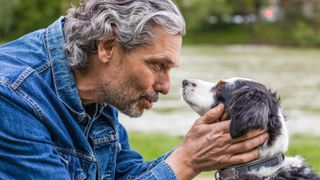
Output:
[64, 0, 186, 69]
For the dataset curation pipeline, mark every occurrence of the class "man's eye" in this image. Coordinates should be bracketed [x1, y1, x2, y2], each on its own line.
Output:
[154, 63, 165, 71]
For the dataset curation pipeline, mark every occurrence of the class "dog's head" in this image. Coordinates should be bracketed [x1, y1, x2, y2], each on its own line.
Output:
[182, 77, 287, 149]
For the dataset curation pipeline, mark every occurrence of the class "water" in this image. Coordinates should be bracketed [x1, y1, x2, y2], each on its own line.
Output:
[120, 45, 320, 136]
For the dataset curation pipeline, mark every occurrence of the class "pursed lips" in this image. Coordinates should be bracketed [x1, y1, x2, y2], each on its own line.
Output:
[141, 93, 159, 109]
[142, 93, 159, 103]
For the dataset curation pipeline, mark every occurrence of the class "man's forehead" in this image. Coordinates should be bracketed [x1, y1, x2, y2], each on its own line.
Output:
[142, 30, 182, 66]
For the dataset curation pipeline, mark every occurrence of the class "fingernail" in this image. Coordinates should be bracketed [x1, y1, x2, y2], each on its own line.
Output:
[218, 103, 224, 108]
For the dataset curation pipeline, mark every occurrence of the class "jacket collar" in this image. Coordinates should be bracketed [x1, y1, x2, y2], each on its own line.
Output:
[45, 17, 86, 122]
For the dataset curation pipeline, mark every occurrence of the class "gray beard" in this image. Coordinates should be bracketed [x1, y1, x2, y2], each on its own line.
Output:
[119, 100, 143, 118]
[98, 81, 145, 118]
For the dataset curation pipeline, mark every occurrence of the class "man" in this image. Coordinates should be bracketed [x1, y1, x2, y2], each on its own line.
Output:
[0, 0, 267, 179]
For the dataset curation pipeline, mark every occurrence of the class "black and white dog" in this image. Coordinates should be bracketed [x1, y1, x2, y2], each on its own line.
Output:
[182, 77, 320, 180]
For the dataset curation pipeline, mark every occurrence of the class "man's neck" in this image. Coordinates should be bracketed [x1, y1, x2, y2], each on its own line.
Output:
[72, 54, 102, 104]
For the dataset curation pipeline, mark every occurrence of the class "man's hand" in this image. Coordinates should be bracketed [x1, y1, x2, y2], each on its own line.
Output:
[165, 104, 269, 179]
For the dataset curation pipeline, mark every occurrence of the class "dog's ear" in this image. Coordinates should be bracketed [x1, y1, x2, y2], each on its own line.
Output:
[226, 86, 270, 139]
[266, 90, 282, 144]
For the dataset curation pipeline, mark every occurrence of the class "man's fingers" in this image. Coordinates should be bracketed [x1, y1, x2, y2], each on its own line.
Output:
[228, 148, 260, 165]
[220, 113, 228, 121]
[201, 104, 224, 124]
[208, 120, 231, 133]
[232, 129, 267, 143]
[227, 133, 268, 154]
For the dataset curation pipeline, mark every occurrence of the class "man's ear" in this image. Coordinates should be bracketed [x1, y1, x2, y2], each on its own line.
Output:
[97, 38, 116, 63]
[226, 87, 269, 138]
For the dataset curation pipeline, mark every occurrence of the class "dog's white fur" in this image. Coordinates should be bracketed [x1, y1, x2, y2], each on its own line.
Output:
[182, 77, 317, 179]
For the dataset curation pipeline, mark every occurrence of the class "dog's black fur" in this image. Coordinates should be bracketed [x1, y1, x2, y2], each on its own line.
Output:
[182, 78, 320, 180]
[216, 79, 319, 180]
[215, 80, 282, 145]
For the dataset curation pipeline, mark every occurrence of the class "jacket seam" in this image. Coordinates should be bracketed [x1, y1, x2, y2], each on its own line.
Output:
[56, 146, 97, 163]
[10, 67, 34, 90]
[15, 87, 46, 122]
[0, 80, 47, 128]
[48, 53, 85, 118]
[150, 171, 160, 180]
[35, 60, 51, 74]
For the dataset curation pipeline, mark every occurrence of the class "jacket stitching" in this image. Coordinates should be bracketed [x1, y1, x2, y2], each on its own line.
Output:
[35, 60, 51, 74]
[56, 146, 97, 163]
[11, 67, 34, 90]
[15, 87, 46, 122]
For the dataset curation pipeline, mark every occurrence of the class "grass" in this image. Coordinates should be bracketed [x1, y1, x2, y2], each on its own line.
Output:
[129, 132, 320, 176]
[128, 131, 182, 161]
[287, 134, 320, 171]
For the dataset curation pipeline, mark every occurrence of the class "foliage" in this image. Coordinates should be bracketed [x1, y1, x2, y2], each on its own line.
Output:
[0, 0, 78, 41]
[181, 0, 230, 32]
[12, 0, 62, 37]
[179, 0, 320, 46]
[292, 21, 320, 47]
[1, 0, 320, 46]
[0, 0, 18, 37]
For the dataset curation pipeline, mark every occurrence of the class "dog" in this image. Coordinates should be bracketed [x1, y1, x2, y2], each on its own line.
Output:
[182, 77, 320, 180]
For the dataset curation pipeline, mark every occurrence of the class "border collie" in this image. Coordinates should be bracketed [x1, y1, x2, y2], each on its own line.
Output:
[182, 77, 319, 180]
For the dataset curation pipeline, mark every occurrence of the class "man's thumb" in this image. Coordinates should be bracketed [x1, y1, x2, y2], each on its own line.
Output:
[200, 103, 224, 124]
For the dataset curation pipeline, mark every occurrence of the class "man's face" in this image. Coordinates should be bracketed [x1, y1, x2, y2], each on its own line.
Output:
[98, 27, 182, 117]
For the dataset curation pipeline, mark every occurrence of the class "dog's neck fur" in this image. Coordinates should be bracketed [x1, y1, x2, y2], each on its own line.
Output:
[250, 109, 289, 177]
[260, 109, 289, 158]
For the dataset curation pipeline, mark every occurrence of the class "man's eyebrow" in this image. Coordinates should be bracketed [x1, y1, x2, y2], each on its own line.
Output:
[147, 57, 179, 67]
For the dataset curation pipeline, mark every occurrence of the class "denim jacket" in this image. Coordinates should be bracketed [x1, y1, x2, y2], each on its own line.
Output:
[0, 17, 177, 180]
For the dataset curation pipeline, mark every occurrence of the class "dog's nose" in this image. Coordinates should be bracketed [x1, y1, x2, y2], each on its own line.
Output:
[182, 79, 189, 87]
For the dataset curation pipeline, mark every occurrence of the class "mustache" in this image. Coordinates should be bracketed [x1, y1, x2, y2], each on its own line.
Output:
[141, 92, 159, 102]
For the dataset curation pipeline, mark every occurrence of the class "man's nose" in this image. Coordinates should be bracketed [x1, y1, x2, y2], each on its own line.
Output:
[155, 74, 170, 95]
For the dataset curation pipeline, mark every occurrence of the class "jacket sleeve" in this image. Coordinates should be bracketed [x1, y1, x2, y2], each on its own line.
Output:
[0, 87, 70, 180]
[115, 123, 177, 180]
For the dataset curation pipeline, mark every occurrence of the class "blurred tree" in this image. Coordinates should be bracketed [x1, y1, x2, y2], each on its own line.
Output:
[1, 0, 320, 46]
[222, 0, 268, 42]
[0, 0, 78, 41]
[178, 0, 230, 32]
[12, 0, 62, 36]
[278, 0, 320, 46]
[278, 0, 304, 26]
[0, 0, 19, 38]
[226, 0, 268, 21]
[226, 0, 254, 15]
[302, 0, 320, 33]
[253, 0, 262, 23]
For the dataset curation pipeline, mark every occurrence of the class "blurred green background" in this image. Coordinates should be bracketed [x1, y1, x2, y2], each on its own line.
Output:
[1, 0, 320, 46]
[1, 0, 319, 179]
